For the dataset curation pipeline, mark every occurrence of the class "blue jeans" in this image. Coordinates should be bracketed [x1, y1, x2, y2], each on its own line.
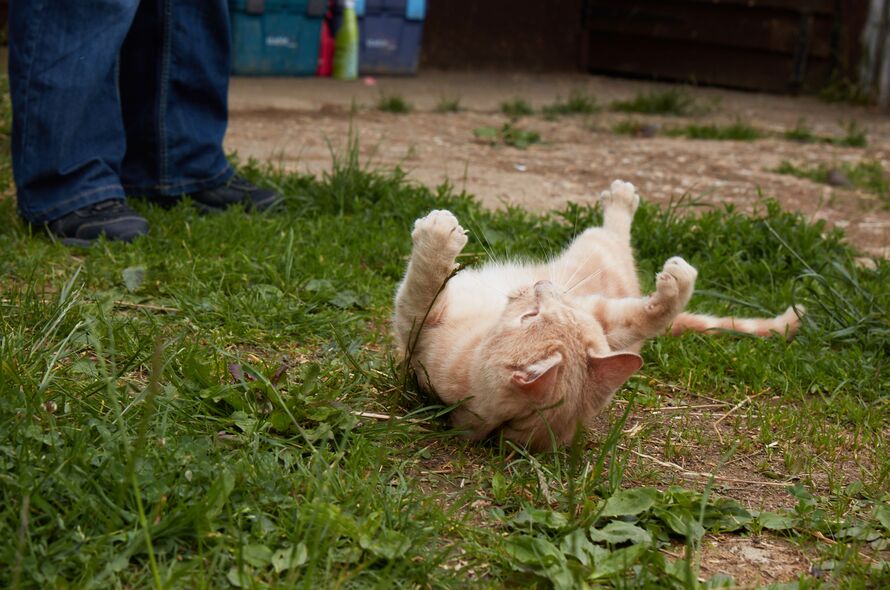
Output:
[9, 0, 235, 224]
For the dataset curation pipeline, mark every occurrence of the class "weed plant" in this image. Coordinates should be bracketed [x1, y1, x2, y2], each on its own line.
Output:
[775, 160, 888, 203]
[376, 94, 412, 114]
[783, 119, 819, 143]
[612, 120, 645, 136]
[819, 74, 876, 106]
[474, 123, 541, 149]
[837, 120, 868, 148]
[785, 119, 869, 148]
[542, 91, 600, 117]
[434, 97, 462, 113]
[500, 98, 535, 118]
[664, 120, 763, 141]
[611, 89, 699, 116]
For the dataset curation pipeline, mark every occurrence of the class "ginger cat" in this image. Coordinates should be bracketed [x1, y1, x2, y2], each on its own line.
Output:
[394, 181, 802, 451]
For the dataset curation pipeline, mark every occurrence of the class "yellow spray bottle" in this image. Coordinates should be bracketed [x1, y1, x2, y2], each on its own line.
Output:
[333, 0, 359, 80]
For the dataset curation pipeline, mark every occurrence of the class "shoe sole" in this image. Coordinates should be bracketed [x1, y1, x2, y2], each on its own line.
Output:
[60, 237, 95, 247]
[191, 195, 284, 215]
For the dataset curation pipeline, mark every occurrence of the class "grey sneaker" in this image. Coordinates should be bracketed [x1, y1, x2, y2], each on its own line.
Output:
[46, 200, 148, 246]
[187, 175, 281, 214]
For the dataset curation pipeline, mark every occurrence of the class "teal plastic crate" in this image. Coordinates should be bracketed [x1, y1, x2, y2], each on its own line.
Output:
[354, 0, 426, 75]
[230, 0, 327, 75]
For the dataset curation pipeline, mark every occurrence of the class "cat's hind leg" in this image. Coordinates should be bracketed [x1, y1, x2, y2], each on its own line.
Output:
[394, 210, 468, 350]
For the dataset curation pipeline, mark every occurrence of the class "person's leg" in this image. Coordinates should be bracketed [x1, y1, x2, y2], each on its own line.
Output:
[120, 0, 232, 197]
[9, 0, 143, 225]
[119, 0, 279, 212]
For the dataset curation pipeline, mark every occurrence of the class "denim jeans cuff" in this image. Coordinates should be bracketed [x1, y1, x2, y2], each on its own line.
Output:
[122, 164, 234, 197]
[20, 184, 127, 225]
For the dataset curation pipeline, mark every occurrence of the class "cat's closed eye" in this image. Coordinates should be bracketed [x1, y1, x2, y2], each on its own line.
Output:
[520, 310, 539, 322]
[507, 291, 525, 300]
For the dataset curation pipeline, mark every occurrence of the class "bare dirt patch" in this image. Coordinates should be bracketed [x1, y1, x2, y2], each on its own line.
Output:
[226, 72, 890, 259]
[697, 533, 812, 587]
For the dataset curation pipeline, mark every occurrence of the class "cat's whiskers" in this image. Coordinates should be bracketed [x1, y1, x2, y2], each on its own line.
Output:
[561, 247, 604, 294]
[565, 263, 613, 295]
[465, 219, 498, 263]
[550, 259, 574, 293]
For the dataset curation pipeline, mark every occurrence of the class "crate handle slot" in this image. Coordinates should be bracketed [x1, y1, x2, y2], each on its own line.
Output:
[245, 0, 265, 15]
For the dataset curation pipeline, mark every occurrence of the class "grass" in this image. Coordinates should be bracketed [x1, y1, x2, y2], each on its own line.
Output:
[500, 98, 535, 118]
[784, 119, 868, 148]
[612, 119, 644, 136]
[376, 94, 412, 114]
[783, 119, 819, 143]
[819, 74, 876, 106]
[775, 160, 889, 204]
[2, 82, 889, 587]
[613, 116, 866, 147]
[474, 122, 541, 149]
[837, 121, 868, 148]
[542, 91, 600, 118]
[663, 120, 763, 141]
[434, 97, 462, 113]
[611, 89, 700, 116]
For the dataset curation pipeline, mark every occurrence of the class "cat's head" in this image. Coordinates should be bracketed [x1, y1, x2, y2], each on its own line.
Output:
[470, 280, 641, 450]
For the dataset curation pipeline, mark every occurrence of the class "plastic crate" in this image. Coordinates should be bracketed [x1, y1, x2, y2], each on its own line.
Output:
[355, 0, 425, 75]
[230, 0, 327, 75]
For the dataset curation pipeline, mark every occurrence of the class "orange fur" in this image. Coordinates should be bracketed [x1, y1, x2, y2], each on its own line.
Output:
[671, 306, 804, 339]
[393, 181, 803, 451]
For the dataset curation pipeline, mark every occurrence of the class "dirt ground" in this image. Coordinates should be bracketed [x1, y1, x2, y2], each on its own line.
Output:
[226, 72, 890, 259]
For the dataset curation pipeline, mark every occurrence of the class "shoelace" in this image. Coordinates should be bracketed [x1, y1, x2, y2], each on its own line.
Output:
[90, 200, 126, 213]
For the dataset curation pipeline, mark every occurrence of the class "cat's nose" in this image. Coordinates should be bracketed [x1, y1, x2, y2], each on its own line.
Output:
[534, 280, 555, 296]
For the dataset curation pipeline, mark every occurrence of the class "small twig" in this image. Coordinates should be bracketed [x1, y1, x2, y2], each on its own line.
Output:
[352, 410, 426, 425]
[625, 448, 793, 487]
[623, 422, 645, 438]
[812, 531, 875, 563]
[713, 422, 725, 446]
[647, 403, 734, 412]
[114, 301, 181, 313]
[714, 387, 770, 426]
[724, 448, 766, 468]
[659, 548, 683, 559]
[529, 457, 555, 505]
[644, 376, 730, 405]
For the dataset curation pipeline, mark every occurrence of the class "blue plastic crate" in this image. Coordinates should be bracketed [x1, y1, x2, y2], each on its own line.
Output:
[229, 0, 327, 75]
[355, 0, 425, 75]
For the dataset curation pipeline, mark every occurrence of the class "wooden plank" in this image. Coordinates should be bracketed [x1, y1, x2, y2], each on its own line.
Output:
[585, 4, 833, 57]
[588, 0, 836, 16]
[583, 33, 833, 92]
[422, 0, 584, 70]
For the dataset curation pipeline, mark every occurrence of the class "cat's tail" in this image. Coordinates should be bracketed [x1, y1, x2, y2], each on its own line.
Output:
[671, 305, 805, 340]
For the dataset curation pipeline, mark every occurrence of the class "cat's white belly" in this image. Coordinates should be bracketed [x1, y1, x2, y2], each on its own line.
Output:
[445, 263, 544, 321]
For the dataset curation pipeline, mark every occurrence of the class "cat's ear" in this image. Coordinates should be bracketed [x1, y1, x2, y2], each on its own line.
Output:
[512, 352, 563, 396]
[587, 352, 643, 392]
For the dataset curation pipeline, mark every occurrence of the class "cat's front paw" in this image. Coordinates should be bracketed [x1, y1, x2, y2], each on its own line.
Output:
[654, 257, 697, 308]
[412, 210, 468, 258]
[599, 180, 640, 214]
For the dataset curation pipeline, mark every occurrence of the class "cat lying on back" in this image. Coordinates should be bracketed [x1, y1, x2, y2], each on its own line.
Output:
[394, 181, 802, 451]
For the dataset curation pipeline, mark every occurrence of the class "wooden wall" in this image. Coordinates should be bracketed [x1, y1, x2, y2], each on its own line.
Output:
[419, 0, 867, 93]
[579, 0, 867, 92]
